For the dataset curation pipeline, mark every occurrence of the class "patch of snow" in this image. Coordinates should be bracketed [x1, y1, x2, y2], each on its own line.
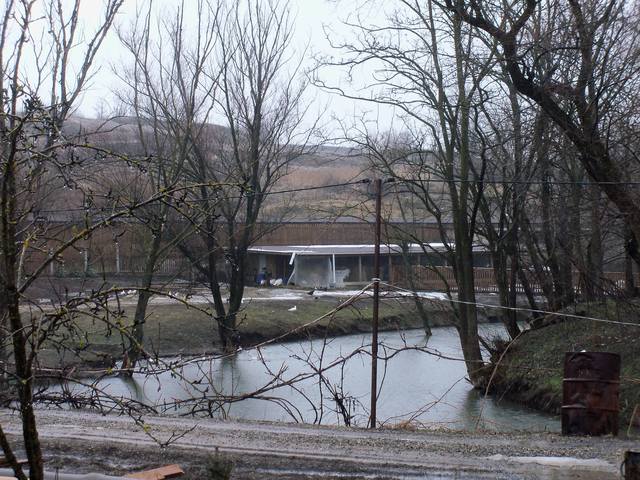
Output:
[0, 468, 126, 480]
[312, 290, 372, 298]
[243, 294, 305, 301]
[488, 454, 614, 471]
[104, 286, 449, 305]
[312, 289, 449, 301]
[416, 291, 449, 300]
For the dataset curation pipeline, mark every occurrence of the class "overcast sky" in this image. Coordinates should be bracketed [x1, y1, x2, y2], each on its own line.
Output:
[72, 0, 396, 135]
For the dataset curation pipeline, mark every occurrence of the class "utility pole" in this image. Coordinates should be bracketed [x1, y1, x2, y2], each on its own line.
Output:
[370, 178, 382, 429]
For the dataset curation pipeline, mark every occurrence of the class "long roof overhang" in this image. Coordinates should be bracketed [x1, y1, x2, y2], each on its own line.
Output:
[248, 243, 488, 256]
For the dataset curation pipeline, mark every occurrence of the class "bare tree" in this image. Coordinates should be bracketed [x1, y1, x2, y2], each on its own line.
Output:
[115, 0, 222, 368]
[114, 0, 318, 355]
[443, 0, 640, 266]
[472, 76, 540, 337]
[317, 0, 497, 384]
[175, 0, 318, 352]
[0, 2, 123, 478]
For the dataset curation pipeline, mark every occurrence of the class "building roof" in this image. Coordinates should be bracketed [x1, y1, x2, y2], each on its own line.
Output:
[248, 243, 487, 256]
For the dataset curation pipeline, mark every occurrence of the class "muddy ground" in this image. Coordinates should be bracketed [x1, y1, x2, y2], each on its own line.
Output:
[1, 409, 637, 479]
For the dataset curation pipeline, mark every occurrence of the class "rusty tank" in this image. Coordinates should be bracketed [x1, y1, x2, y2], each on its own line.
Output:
[561, 351, 620, 436]
[623, 451, 640, 480]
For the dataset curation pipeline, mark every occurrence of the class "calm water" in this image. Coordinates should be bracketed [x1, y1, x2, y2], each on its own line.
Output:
[51, 324, 558, 431]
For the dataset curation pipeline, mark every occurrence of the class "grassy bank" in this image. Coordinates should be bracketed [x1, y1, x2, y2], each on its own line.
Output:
[39, 294, 458, 367]
[487, 300, 640, 430]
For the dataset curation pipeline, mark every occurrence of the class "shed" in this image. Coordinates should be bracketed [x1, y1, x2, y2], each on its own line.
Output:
[247, 243, 490, 288]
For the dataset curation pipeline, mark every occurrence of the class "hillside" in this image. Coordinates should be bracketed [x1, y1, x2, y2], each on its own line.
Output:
[55, 116, 444, 223]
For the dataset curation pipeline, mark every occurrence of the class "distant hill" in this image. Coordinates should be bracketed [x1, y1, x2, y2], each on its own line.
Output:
[51, 116, 440, 223]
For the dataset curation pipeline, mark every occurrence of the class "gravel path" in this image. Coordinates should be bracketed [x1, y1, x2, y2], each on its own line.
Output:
[1, 409, 637, 479]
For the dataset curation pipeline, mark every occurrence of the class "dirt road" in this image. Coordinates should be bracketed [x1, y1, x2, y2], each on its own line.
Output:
[1, 409, 636, 479]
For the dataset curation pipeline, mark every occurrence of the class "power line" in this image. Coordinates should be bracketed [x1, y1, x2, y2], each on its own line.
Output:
[381, 281, 640, 328]
[34, 179, 371, 215]
[390, 177, 640, 187]
[181, 179, 372, 204]
[24, 173, 640, 217]
[255, 179, 371, 196]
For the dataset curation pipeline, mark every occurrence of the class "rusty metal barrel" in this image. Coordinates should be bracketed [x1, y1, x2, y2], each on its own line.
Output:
[623, 451, 640, 480]
[561, 351, 620, 436]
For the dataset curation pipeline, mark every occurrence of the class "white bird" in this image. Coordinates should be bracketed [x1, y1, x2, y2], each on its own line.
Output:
[288, 306, 297, 312]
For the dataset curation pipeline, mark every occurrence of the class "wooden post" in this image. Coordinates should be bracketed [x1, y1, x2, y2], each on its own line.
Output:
[115, 241, 121, 274]
[370, 178, 382, 429]
[332, 254, 336, 286]
[49, 250, 54, 276]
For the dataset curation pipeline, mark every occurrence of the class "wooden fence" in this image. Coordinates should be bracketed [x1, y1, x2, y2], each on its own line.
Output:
[392, 266, 640, 295]
[42, 252, 195, 278]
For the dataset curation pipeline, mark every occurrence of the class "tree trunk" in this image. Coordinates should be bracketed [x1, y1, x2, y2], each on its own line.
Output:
[568, 175, 588, 298]
[206, 249, 231, 349]
[584, 184, 603, 300]
[456, 266, 484, 386]
[8, 303, 43, 480]
[450, 12, 484, 386]
[491, 248, 520, 340]
[222, 254, 247, 353]
[402, 248, 432, 336]
[625, 225, 638, 297]
[504, 73, 522, 339]
[556, 194, 575, 306]
[506, 253, 521, 338]
[0, 289, 7, 383]
[125, 223, 165, 369]
[522, 216, 557, 309]
[539, 179, 564, 309]
[198, 214, 233, 350]
[517, 266, 542, 320]
[0, 422, 27, 480]
[1, 154, 44, 480]
[452, 223, 484, 386]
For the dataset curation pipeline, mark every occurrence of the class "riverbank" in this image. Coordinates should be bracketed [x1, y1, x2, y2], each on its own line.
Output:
[32, 286, 528, 370]
[37, 287, 447, 367]
[37, 285, 495, 365]
[486, 300, 640, 430]
[1, 409, 635, 479]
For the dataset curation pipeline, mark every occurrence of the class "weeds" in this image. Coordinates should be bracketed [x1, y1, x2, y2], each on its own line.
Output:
[206, 449, 234, 480]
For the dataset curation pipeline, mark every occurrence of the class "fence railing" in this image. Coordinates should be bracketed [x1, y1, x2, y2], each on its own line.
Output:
[39, 255, 195, 278]
[392, 266, 640, 295]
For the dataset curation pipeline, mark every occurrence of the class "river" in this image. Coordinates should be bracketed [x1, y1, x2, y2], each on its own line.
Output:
[50, 324, 558, 431]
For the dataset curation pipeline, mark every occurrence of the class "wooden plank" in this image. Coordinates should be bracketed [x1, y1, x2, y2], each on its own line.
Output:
[125, 464, 184, 480]
[0, 458, 28, 468]
[126, 473, 163, 480]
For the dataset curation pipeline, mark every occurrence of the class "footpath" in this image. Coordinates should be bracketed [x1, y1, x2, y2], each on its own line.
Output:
[1, 409, 637, 479]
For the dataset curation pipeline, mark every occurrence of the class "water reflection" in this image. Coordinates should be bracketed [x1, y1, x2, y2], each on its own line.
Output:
[49, 324, 559, 432]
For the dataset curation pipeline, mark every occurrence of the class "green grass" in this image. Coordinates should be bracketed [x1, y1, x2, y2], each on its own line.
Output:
[490, 299, 640, 430]
[36, 295, 435, 367]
